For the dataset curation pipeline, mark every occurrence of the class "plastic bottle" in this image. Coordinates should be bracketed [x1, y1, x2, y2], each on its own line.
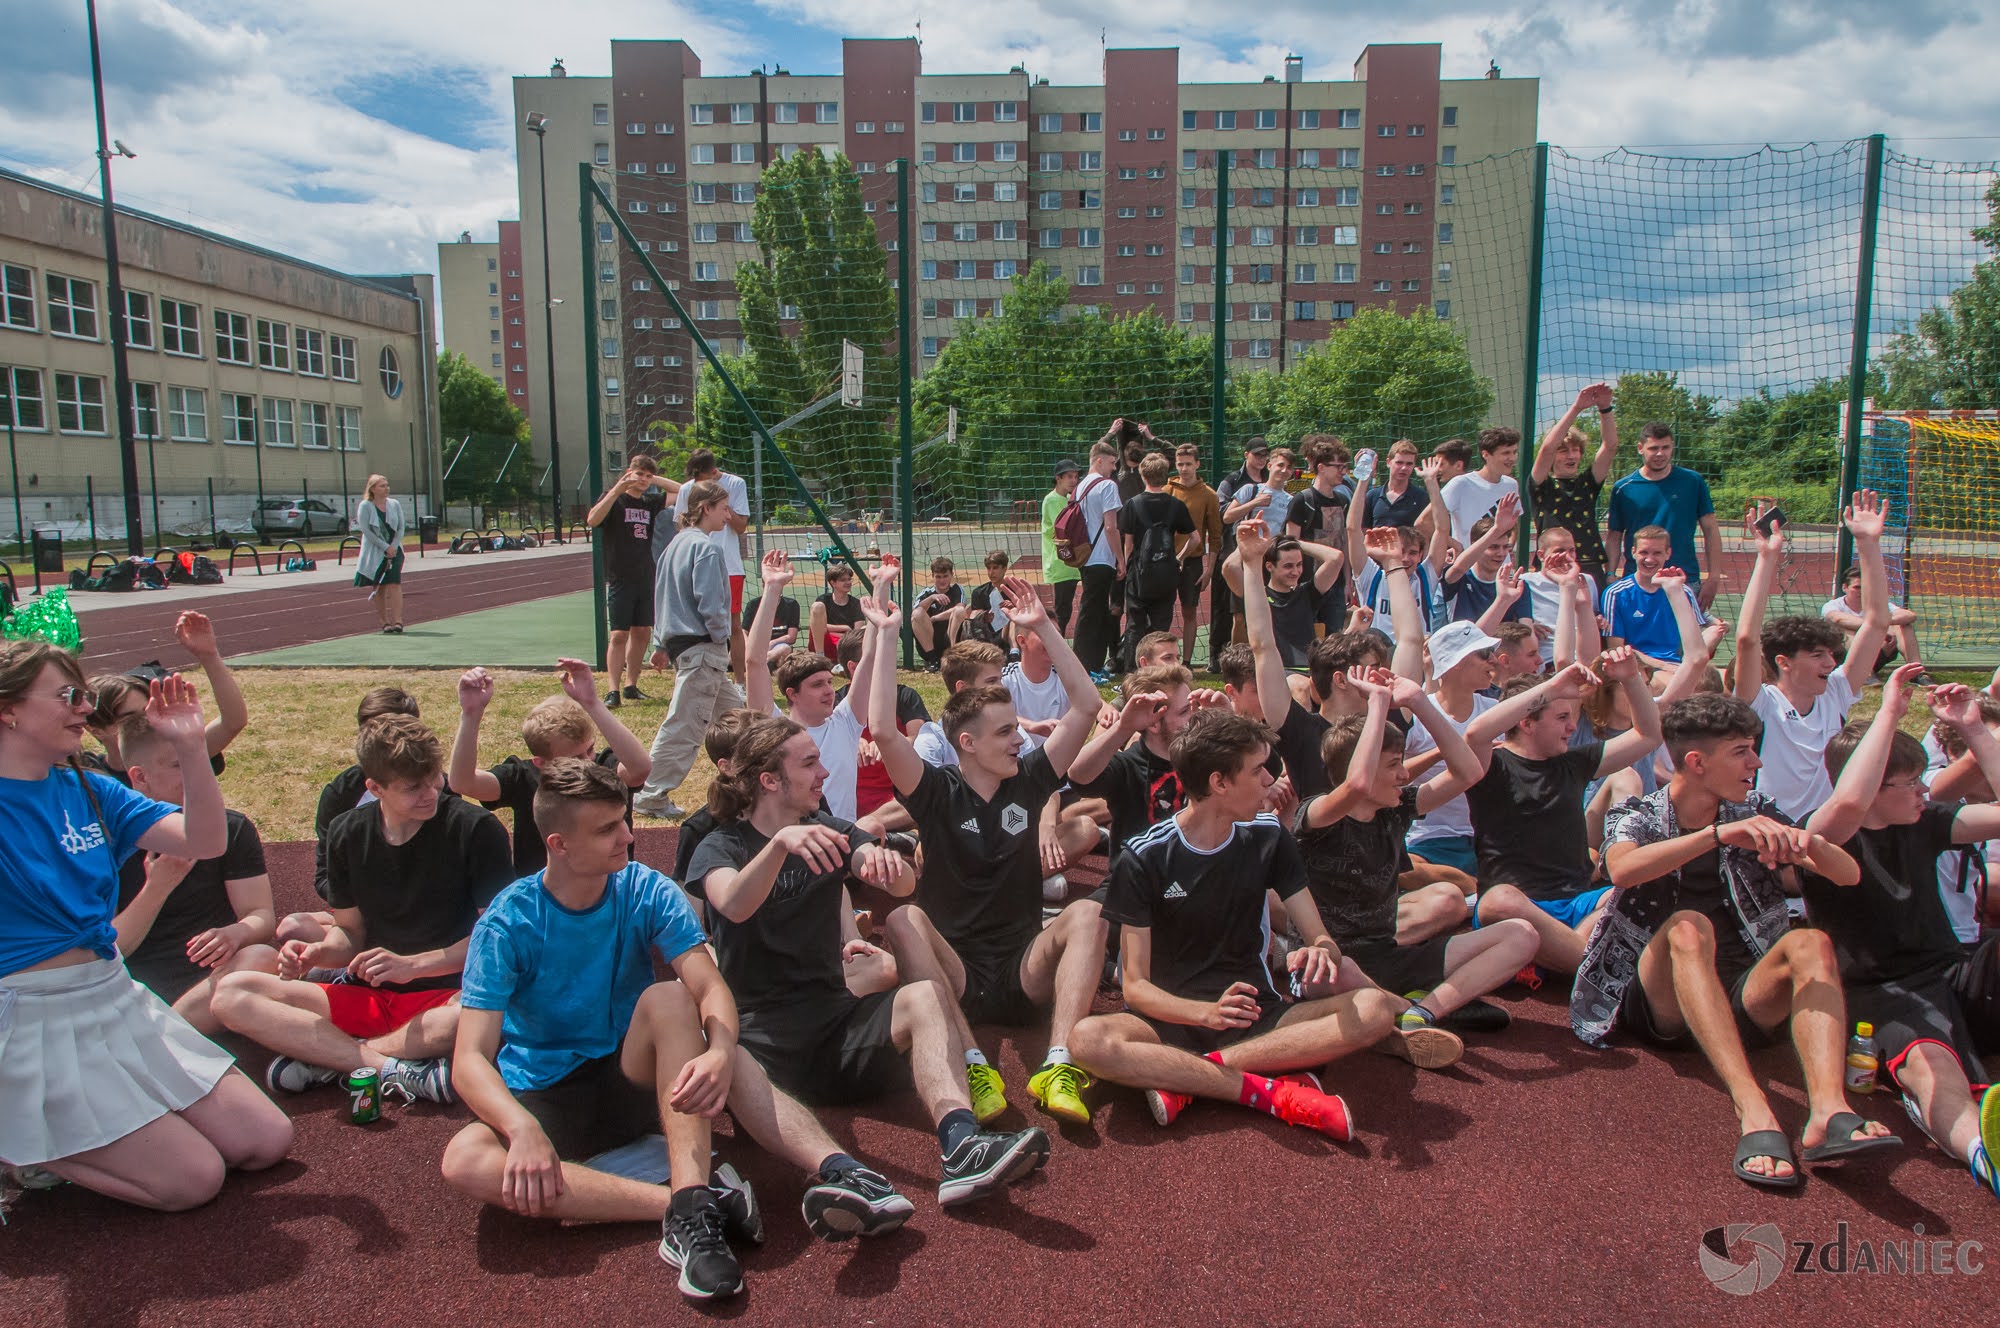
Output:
[1845, 1021, 1879, 1094]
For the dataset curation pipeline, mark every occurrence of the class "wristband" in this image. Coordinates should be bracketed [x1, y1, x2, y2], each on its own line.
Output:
[1598, 404, 1615, 414]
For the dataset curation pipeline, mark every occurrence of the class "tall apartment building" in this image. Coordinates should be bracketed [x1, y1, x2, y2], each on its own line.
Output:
[437, 222, 530, 410]
[490, 41, 1536, 487]
[0, 165, 437, 539]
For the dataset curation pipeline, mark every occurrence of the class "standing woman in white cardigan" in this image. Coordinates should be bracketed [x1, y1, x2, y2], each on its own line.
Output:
[354, 474, 407, 634]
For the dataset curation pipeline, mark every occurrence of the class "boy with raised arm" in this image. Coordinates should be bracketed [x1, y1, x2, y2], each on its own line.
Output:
[1530, 383, 1618, 583]
[1601, 525, 1709, 667]
[1464, 649, 1663, 973]
[1806, 670, 2000, 1200]
[1220, 517, 1347, 670]
[865, 580, 1112, 1126]
[1441, 497, 1534, 629]
[1347, 463, 1451, 647]
[441, 759, 761, 1302]
[685, 719, 1050, 1213]
[450, 658, 652, 877]
[1571, 693, 1894, 1188]
[1733, 491, 1893, 822]
[1069, 708, 1392, 1137]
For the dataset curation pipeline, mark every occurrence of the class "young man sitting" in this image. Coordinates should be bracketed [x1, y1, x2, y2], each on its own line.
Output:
[965, 550, 1015, 648]
[1486, 620, 1543, 690]
[1523, 528, 1601, 667]
[1070, 708, 1393, 1137]
[740, 586, 802, 668]
[442, 759, 764, 1302]
[449, 659, 652, 877]
[911, 640, 1008, 768]
[1442, 496, 1534, 630]
[1601, 525, 1707, 667]
[865, 582, 1113, 1126]
[1806, 670, 2000, 1200]
[1292, 669, 1539, 1060]
[685, 719, 1050, 1213]
[1220, 521, 1347, 670]
[1733, 492, 1892, 822]
[1822, 561, 1921, 674]
[314, 686, 424, 902]
[910, 556, 968, 667]
[1571, 693, 1894, 1188]
[213, 714, 514, 1102]
[833, 626, 931, 821]
[1465, 650, 1663, 973]
[1347, 473, 1451, 649]
[809, 561, 867, 659]
[114, 714, 278, 1035]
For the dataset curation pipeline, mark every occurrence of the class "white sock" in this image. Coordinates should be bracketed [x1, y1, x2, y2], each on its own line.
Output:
[964, 1049, 989, 1067]
[377, 1056, 403, 1078]
[1968, 1138, 1986, 1169]
[1044, 1046, 1071, 1067]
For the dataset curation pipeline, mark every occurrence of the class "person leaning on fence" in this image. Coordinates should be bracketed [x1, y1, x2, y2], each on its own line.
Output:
[633, 481, 746, 824]
[354, 474, 408, 635]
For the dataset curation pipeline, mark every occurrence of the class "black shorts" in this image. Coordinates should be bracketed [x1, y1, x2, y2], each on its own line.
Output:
[959, 934, 1042, 1027]
[1141, 997, 1289, 1058]
[606, 576, 656, 631]
[515, 1052, 661, 1161]
[1619, 961, 1776, 1052]
[1177, 556, 1205, 612]
[738, 991, 908, 1108]
[1855, 934, 2000, 1089]
[1344, 935, 1450, 998]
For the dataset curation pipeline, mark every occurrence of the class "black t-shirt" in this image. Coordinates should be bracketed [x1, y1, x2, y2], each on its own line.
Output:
[1101, 813, 1306, 1003]
[1266, 580, 1333, 669]
[833, 681, 930, 728]
[1532, 472, 1605, 567]
[482, 749, 630, 877]
[118, 809, 266, 998]
[917, 583, 963, 620]
[816, 592, 866, 631]
[1464, 742, 1605, 898]
[601, 492, 666, 583]
[902, 746, 1065, 961]
[674, 804, 719, 887]
[1667, 843, 1757, 982]
[1285, 484, 1352, 546]
[1218, 466, 1256, 548]
[1123, 491, 1195, 591]
[741, 594, 801, 641]
[1293, 786, 1420, 950]
[323, 795, 514, 991]
[1076, 741, 1185, 854]
[684, 812, 875, 1016]
[1276, 701, 1335, 799]
[314, 764, 370, 901]
[1366, 484, 1429, 530]
[1803, 803, 1964, 987]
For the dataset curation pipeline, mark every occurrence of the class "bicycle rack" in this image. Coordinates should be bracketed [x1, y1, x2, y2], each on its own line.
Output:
[228, 545, 264, 576]
[336, 537, 363, 566]
[275, 539, 307, 570]
[86, 551, 121, 578]
[451, 529, 485, 554]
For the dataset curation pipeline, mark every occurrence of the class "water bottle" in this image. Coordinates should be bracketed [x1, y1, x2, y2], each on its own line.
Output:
[1352, 448, 1378, 486]
[1844, 1021, 1879, 1094]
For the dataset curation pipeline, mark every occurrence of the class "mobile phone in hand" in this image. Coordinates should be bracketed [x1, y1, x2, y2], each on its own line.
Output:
[1753, 504, 1786, 538]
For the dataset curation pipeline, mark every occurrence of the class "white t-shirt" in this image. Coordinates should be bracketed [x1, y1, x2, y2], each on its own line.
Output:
[1357, 563, 1444, 645]
[1748, 670, 1859, 821]
[1404, 693, 1497, 843]
[912, 721, 960, 769]
[1522, 570, 1601, 665]
[1079, 473, 1123, 569]
[1440, 471, 1519, 547]
[1820, 594, 1902, 620]
[672, 471, 751, 576]
[1924, 764, 1989, 943]
[772, 698, 864, 821]
[1003, 661, 1068, 751]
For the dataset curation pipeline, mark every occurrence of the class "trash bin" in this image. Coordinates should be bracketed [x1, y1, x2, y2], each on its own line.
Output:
[418, 514, 442, 547]
[31, 528, 64, 574]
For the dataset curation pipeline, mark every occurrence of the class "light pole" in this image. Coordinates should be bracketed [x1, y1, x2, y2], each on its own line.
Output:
[525, 111, 565, 541]
[85, 0, 144, 555]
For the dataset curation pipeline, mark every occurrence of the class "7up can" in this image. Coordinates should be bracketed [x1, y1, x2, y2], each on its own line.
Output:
[346, 1068, 382, 1124]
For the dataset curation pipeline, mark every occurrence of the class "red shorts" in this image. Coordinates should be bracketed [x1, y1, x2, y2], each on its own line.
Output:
[730, 575, 745, 616]
[822, 624, 850, 655]
[320, 983, 458, 1039]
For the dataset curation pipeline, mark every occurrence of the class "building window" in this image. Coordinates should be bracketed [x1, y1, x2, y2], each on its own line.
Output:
[952, 298, 976, 318]
[994, 259, 1018, 279]
[1, 264, 34, 330]
[632, 317, 652, 330]
[1404, 201, 1425, 215]
[1298, 109, 1320, 130]
[694, 261, 719, 281]
[1145, 243, 1165, 256]
[816, 102, 838, 123]
[994, 141, 1017, 162]
[1248, 339, 1273, 359]
[1178, 302, 1194, 322]
[603, 377, 620, 396]
[1118, 166, 1137, 180]
[1037, 190, 1061, 210]
[259, 396, 295, 447]
[692, 183, 716, 204]
[601, 338, 619, 358]
[592, 103, 610, 126]
[1407, 163, 1426, 176]
[1039, 228, 1062, 249]
[1333, 225, 1357, 245]
[254, 319, 290, 371]
[627, 200, 649, 213]
[774, 103, 798, 124]
[1180, 227, 1195, 248]
[1435, 299, 1451, 318]
[729, 103, 754, 125]
[695, 301, 722, 320]
[1294, 301, 1317, 321]
[1377, 203, 1396, 215]
[1402, 279, 1422, 292]
[993, 220, 1017, 240]
[221, 392, 256, 445]
[1079, 190, 1101, 209]
[1377, 124, 1395, 138]
[627, 121, 647, 134]
[1115, 243, 1136, 257]
[1297, 188, 1319, 207]
[691, 144, 714, 164]
[1408, 124, 1427, 137]
[1078, 151, 1101, 171]
[1437, 262, 1453, 282]
[1338, 109, 1361, 129]
[1181, 149, 1198, 170]
[214, 310, 251, 364]
[954, 142, 976, 163]
[1081, 112, 1102, 132]
[294, 327, 325, 377]
[1333, 263, 1356, 283]
[1075, 266, 1101, 286]
[693, 223, 717, 243]
[1296, 226, 1318, 245]
[920, 102, 938, 124]
[336, 404, 362, 451]
[1250, 226, 1275, 247]
[1296, 264, 1316, 283]
[167, 386, 206, 442]
[731, 142, 756, 164]
[953, 222, 977, 241]
[1442, 106, 1458, 128]
[1254, 109, 1277, 130]
[46, 274, 98, 339]
[1373, 280, 1394, 292]
[1374, 241, 1393, 255]
[922, 337, 939, 358]
[1403, 240, 1424, 253]
[1438, 223, 1454, 245]
[118, 290, 154, 350]
[329, 335, 357, 382]
[1441, 146, 1457, 165]
[994, 182, 1017, 202]
[1215, 111, 1237, 131]
[1077, 228, 1101, 248]
[1375, 164, 1397, 177]
[630, 279, 651, 291]
[301, 401, 330, 450]
[995, 101, 1018, 122]
[126, 382, 159, 439]
[1118, 129, 1138, 142]
[1440, 185, 1456, 205]
[379, 346, 402, 398]
[1297, 149, 1320, 170]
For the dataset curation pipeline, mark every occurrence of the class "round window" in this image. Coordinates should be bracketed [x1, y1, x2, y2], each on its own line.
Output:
[379, 345, 402, 398]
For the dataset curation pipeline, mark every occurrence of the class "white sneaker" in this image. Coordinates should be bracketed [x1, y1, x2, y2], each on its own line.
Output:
[1042, 873, 1069, 902]
[632, 792, 688, 822]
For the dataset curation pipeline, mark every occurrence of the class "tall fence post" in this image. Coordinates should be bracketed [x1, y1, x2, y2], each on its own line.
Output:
[578, 162, 609, 672]
[146, 435, 160, 545]
[897, 158, 917, 666]
[1836, 133, 1888, 588]
[207, 476, 217, 546]
[1210, 150, 1231, 476]
[1516, 142, 1550, 566]
[8, 412, 22, 557]
[86, 474, 97, 552]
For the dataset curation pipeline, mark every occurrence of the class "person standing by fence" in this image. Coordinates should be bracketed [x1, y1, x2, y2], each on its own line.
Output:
[1041, 460, 1083, 633]
[1072, 443, 1126, 681]
[354, 475, 407, 635]
[1166, 445, 1221, 667]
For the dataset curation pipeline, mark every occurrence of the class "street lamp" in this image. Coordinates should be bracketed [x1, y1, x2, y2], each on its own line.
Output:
[524, 110, 565, 541]
[86, 0, 144, 555]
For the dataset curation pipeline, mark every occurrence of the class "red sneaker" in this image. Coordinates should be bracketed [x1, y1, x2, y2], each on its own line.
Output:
[1273, 1070, 1323, 1092]
[1270, 1081, 1354, 1142]
[1512, 964, 1545, 992]
[1145, 1088, 1193, 1127]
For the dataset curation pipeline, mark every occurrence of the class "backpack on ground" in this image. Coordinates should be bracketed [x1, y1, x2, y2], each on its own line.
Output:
[1053, 474, 1108, 568]
[1128, 505, 1182, 601]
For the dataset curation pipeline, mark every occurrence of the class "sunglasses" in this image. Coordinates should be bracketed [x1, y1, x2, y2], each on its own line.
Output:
[57, 686, 99, 710]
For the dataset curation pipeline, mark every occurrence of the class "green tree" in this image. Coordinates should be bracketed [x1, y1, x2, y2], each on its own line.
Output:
[1236, 306, 1491, 449]
[438, 349, 528, 441]
[1610, 370, 1719, 443]
[437, 350, 533, 516]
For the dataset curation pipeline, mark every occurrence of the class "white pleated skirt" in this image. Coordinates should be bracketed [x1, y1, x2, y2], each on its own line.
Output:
[0, 957, 235, 1165]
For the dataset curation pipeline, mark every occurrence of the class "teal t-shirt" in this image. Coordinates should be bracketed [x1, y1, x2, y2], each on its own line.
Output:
[1606, 467, 1714, 581]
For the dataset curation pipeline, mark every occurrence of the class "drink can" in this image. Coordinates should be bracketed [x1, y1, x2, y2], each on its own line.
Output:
[346, 1068, 382, 1124]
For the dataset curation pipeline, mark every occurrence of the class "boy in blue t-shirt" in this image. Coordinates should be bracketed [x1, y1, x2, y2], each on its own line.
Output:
[1601, 526, 1707, 665]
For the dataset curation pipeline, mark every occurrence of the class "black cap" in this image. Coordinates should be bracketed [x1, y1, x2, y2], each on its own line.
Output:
[1244, 436, 1270, 455]
[1053, 457, 1082, 477]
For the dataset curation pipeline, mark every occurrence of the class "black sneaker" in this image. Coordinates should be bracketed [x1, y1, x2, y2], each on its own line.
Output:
[1438, 999, 1512, 1036]
[604, 689, 622, 709]
[803, 1163, 915, 1241]
[710, 1162, 765, 1245]
[623, 685, 649, 701]
[937, 1126, 1050, 1207]
[659, 1197, 743, 1301]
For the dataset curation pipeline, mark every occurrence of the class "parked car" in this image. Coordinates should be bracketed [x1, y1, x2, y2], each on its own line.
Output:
[252, 497, 347, 537]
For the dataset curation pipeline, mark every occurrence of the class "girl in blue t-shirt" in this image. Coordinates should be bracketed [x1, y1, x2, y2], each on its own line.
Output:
[0, 641, 292, 1209]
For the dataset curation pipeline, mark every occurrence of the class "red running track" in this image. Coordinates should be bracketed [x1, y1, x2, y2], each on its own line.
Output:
[2, 832, 1991, 1324]
[67, 549, 595, 676]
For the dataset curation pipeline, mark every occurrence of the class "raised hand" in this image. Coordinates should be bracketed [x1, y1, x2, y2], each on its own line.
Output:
[1386, 672, 1429, 710]
[1597, 644, 1642, 682]
[1881, 659, 1927, 721]
[760, 548, 796, 592]
[1546, 660, 1599, 699]
[857, 595, 901, 631]
[1264, 773, 1298, 822]
[1494, 562, 1525, 606]
[554, 658, 597, 707]
[1363, 526, 1404, 569]
[1652, 566, 1689, 597]
[773, 821, 851, 875]
[1843, 489, 1888, 542]
[1417, 456, 1445, 488]
[1492, 492, 1521, 534]
[869, 557, 899, 604]
[1119, 690, 1170, 733]
[998, 576, 1045, 631]
[1344, 604, 1376, 633]
[1925, 682, 1983, 732]
[1701, 617, 1731, 653]
[1750, 505, 1786, 558]
[1345, 665, 1391, 703]
[458, 667, 495, 714]
[1543, 548, 1579, 585]
[1235, 516, 1273, 564]
[173, 611, 221, 659]
[145, 674, 207, 750]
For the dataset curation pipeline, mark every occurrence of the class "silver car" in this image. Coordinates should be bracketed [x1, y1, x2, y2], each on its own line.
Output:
[252, 497, 347, 537]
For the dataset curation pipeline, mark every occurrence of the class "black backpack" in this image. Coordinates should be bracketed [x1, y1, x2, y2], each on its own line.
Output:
[1129, 500, 1182, 600]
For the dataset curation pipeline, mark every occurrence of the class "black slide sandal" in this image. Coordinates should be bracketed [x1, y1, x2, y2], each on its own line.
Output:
[1735, 1129, 1803, 1188]
[1800, 1111, 1904, 1164]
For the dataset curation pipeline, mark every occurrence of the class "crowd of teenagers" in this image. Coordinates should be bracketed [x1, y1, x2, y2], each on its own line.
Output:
[5, 391, 2000, 1305]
